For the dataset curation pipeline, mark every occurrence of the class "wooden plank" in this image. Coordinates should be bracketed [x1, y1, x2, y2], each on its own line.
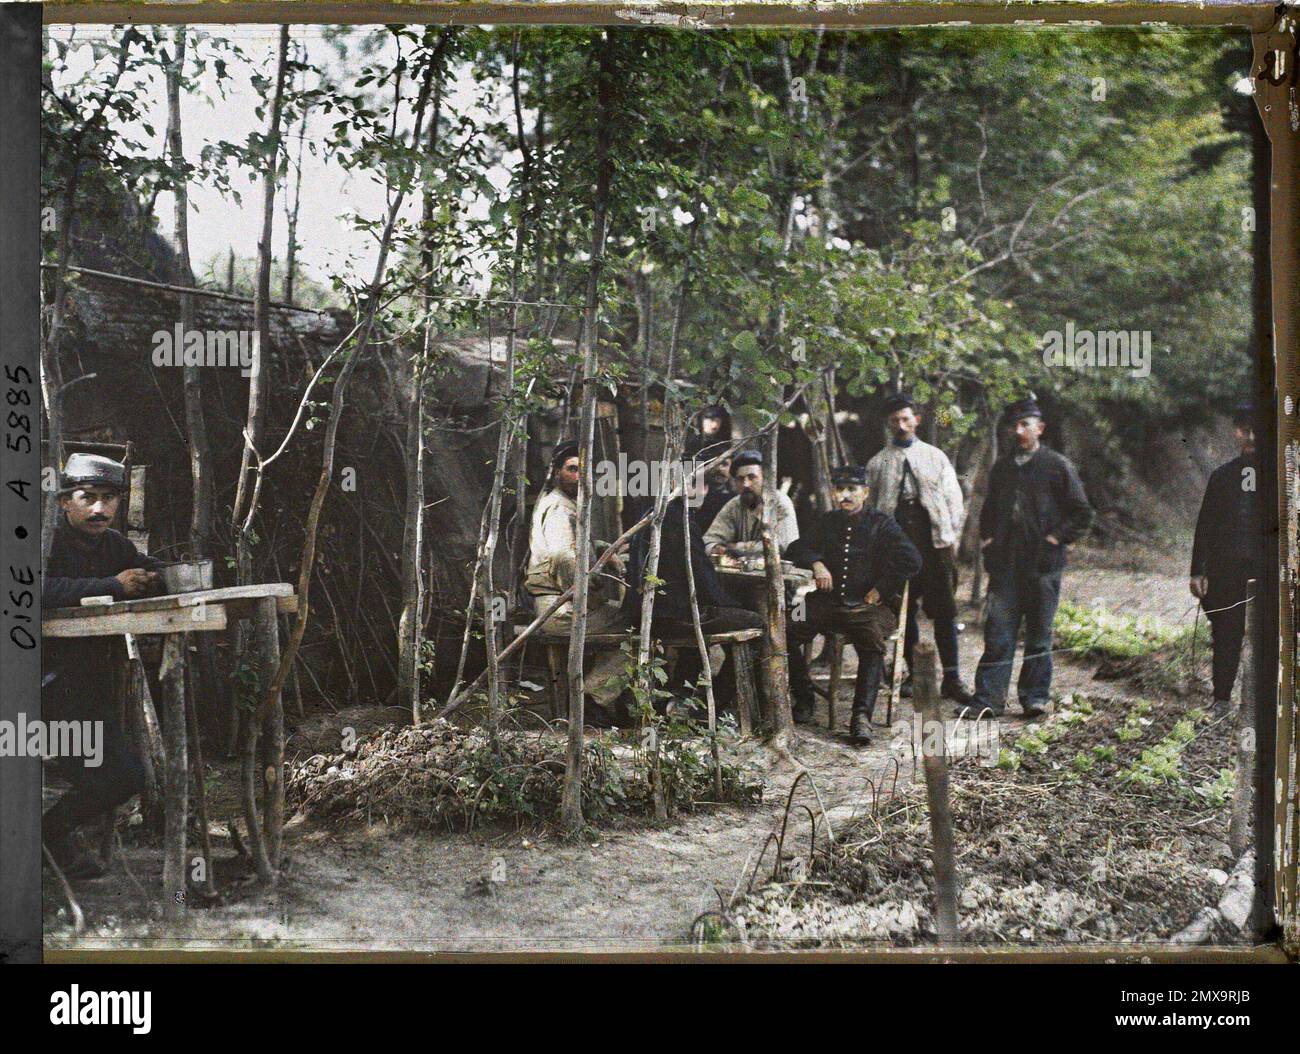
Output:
[46, 582, 294, 619]
[42, 605, 228, 637]
[531, 627, 763, 646]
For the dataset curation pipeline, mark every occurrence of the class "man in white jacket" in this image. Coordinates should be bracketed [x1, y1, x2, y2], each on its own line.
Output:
[865, 394, 973, 703]
[525, 440, 627, 724]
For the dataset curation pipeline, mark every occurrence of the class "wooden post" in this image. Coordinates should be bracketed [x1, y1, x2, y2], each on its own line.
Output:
[887, 581, 910, 726]
[914, 642, 959, 943]
[681, 494, 723, 798]
[160, 633, 188, 922]
[733, 640, 758, 737]
[254, 597, 285, 869]
[1230, 581, 1257, 860]
[184, 657, 217, 900]
[760, 526, 793, 738]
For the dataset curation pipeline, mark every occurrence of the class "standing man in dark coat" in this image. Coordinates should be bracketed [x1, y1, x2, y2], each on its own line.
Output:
[786, 465, 922, 743]
[42, 453, 162, 876]
[1191, 402, 1264, 715]
[967, 399, 1093, 718]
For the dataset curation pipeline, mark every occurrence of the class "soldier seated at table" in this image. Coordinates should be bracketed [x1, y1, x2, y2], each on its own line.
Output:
[621, 464, 764, 710]
[42, 453, 163, 878]
[703, 450, 800, 560]
[785, 465, 922, 744]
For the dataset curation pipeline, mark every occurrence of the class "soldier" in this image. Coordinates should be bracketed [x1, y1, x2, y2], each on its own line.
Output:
[524, 440, 627, 725]
[703, 450, 800, 558]
[865, 392, 972, 704]
[684, 436, 733, 532]
[786, 465, 922, 743]
[42, 453, 163, 877]
[621, 463, 764, 707]
[1190, 402, 1263, 716]
[966, 398, 1093, 718]
[696, 404, 729, 441]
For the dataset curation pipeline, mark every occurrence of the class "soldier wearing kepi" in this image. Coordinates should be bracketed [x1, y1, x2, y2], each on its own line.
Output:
[785, 465, 922, 743]
[1190, 402, 1264, 717]
[865, 392, 972, 704]
[966, 398, 1092, 718]
[42, 453, 163, 877]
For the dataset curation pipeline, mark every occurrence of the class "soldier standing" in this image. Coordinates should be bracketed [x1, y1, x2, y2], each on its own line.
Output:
[865, 393, 972, 704]
[966, 398, 1092, 718]
[1190, 402, 1264, 716]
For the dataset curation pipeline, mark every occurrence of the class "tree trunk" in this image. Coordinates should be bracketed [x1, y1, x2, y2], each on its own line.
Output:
[561, 33, 615, 838]
[166, 27, 224, 741]
[397, 32, 450, 723]
[253, 30, 445, 855]
[283, 53, 308, 305]
[232, 24, 290, 558]
[682, 493, 723, 798]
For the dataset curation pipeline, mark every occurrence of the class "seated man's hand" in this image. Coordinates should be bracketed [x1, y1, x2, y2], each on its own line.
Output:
[864, 588, 881, 606]
[1189, 576, 1209, 600]
[812, 562, 833, 591]
[116, 568, 159, 599]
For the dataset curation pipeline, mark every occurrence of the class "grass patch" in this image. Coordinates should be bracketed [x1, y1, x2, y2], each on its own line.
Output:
[1054, 601, 1190, 661]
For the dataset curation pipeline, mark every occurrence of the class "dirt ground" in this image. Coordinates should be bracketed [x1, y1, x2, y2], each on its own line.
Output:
[45, 555, 1229, 953]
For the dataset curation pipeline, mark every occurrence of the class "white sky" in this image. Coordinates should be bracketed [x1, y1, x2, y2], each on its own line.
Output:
[47, 25, 512, 294]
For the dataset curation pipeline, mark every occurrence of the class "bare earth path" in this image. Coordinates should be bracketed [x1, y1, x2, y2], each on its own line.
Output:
[49, 556, 1203, 952]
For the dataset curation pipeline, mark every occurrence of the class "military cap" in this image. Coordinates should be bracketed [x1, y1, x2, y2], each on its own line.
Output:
[60, 452, 127, 494]
[1001, 397, 1043, 423]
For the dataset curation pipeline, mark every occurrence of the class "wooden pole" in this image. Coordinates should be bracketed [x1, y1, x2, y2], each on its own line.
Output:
[914, 641, 959, 943]
[681, 491, 723, 798]
[184, 658, 217, 900]
[160, 633, 188, 922]
[760, 526, 792, 739]
[1229, 580, 1257, 860]
[255, 597, 285, 869]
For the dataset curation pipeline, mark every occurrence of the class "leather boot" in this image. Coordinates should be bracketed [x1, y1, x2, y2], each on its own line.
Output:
[848, 654, 883, 745]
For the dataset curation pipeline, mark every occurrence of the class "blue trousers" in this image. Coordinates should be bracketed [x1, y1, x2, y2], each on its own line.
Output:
[973, 569, 1062, 712]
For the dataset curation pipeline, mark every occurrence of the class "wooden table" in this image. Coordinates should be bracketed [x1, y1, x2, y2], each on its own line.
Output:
[712, 558, 816, 599]
[42, 584, 297, 915]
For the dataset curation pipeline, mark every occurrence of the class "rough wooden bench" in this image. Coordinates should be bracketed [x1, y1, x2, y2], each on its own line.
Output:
[516, 626, 766, 734]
